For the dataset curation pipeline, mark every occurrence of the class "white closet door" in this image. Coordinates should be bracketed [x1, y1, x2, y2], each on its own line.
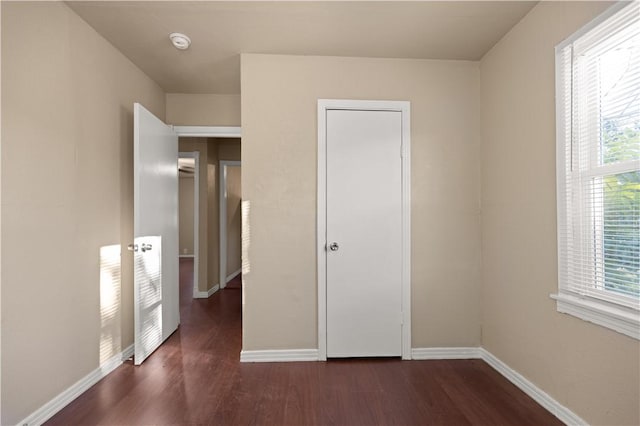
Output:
[326, 109, 403, 357]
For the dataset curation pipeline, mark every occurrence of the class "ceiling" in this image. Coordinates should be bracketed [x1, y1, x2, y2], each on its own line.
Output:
[67, 1, 537, 94]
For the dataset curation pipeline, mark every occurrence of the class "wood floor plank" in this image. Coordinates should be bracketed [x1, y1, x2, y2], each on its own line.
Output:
[45, 258, 563, 426]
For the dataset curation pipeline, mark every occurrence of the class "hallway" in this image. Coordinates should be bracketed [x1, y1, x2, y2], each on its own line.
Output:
[47, 259, 561, 425]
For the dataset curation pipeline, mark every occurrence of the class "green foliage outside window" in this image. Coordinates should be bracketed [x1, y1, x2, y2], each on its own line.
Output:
[602, 120, 640, 297]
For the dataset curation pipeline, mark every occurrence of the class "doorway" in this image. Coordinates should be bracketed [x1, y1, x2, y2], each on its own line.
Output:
[219, 160, 242, 289]
[178, 152, 199, 299]
[177, 137, 241, 298]
[317, 99, 412, 360]
[133, 101, 241, 365]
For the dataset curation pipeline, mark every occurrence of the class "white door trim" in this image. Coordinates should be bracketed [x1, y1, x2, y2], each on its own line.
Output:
[179, 151, 200, 298]
[317, 99, 411, 361]
[173, 126, 241, 138]
[219, 160, 242, 289]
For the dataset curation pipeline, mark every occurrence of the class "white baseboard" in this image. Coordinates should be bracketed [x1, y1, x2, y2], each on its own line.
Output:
[240, 349, 319, 363]
[411, 347, 481, 360]
[17, 343, 134, 426]
[193, 283, 219, 299]
[226, 268, 242, 283]
[478, 348, 586, 426]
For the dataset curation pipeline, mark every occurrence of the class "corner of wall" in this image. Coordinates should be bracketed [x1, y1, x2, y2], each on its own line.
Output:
[476, 2, 639, 425]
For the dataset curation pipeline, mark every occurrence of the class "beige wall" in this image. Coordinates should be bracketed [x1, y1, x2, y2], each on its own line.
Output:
[166, 94, 240, 126]
[480, 2, 639, 425]
[241, 54, 481, 350]
[226, 166, 242, 275]
[1, 2, 165, 424]
[179, 176, 195, 255]
[218, 138, 241, 161]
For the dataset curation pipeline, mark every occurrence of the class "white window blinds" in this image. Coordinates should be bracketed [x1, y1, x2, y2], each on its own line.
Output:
[556, 2, 640, 310]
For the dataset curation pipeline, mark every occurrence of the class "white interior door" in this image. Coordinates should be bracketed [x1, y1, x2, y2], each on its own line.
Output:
[133, 103, 179, 365]
[326, 109, 403, 357]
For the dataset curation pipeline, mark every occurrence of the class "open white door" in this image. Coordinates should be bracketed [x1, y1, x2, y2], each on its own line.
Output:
[133, 103, 179, 365]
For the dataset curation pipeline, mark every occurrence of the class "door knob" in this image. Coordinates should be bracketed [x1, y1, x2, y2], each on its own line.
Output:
[141, 243, 153, 253]
[127, 243, 138, 252]
[329, 242, 339, 251]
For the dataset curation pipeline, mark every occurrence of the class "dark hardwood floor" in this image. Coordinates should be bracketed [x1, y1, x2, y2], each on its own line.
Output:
[47, 258, 562, 425]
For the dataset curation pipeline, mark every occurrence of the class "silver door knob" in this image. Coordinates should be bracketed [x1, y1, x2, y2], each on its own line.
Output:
[329, 242, 339, 251]
[141, 243, 153, 252]
[127, 243, 138, 252]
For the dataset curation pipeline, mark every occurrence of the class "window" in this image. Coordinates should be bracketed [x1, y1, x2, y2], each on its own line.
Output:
[554, 1, 639, 339]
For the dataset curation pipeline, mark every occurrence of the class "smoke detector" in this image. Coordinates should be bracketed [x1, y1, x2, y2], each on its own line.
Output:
[169, 33, 191, 50]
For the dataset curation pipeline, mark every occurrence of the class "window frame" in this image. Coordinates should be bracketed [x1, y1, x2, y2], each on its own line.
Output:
[553, 1, 640, 340]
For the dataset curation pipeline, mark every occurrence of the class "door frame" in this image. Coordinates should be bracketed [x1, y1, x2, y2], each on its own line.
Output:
[317, 99, 411, 361]
[219, 160, 242, 289]
[132, 114, 241, 364]
[174, 126, 241, 138]
[178, 151, 200, 298]
[173, 125, 241, 295]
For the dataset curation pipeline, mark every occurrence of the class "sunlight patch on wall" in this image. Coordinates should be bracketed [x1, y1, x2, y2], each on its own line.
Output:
[241, 200, 251, 306]
[100, 244, 122, 365]
[241, 200, 251, 275]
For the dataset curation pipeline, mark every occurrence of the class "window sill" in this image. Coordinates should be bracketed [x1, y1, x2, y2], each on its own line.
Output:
[550, 292, 639, 340]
